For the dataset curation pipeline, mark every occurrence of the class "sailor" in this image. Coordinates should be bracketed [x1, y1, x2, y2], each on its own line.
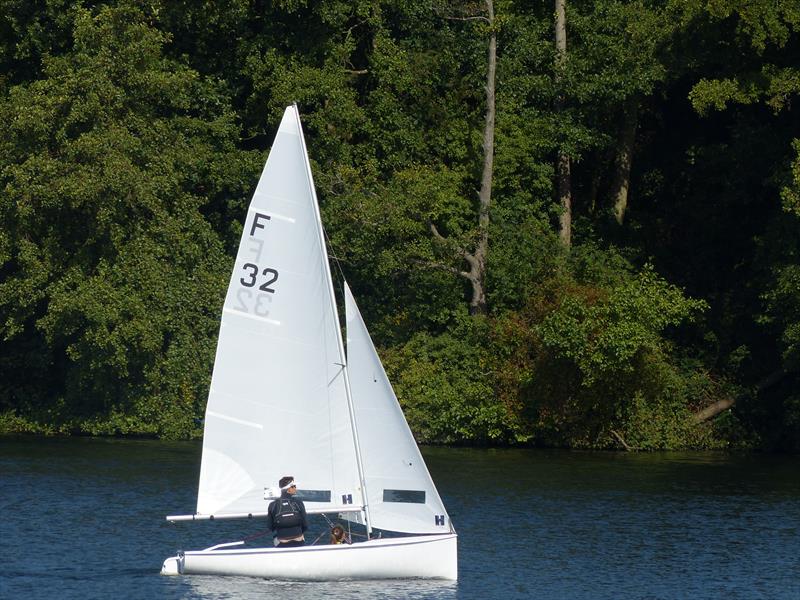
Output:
[329, 524, 349, 545]
[266, 476, 309, 547]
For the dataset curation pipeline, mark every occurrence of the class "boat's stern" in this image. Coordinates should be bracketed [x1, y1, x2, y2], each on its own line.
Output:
[161, 554, 184, 575]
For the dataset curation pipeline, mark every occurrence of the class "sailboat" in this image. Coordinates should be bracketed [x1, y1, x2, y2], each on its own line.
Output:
[161, 104, 457, 580]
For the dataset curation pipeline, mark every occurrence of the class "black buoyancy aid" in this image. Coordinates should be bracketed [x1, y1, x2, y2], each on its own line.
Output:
[273, 498, 303, 529]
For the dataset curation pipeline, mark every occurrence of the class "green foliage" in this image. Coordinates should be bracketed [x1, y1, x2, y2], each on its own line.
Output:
[782, 139, 800, 216]
[538, 264, 707, 387]
[0, 0, 797, 451]
[669, 0, 800, 450]
[680, 0, 800, 115]
[760, 264, 800, 368]
[678, 0, 800, 52]
[689, 68, 800, 115]
[619, 365, 746, 451]
[484, 244, 723, 450]
[0, 3, 254, 437]
[383, 316, 531, 445]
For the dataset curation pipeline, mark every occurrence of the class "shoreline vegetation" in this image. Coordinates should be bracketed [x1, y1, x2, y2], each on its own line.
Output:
[1, 2, 798, 452]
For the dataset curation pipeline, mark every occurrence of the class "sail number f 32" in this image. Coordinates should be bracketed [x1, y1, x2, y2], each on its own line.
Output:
[233, 212, 279, 318]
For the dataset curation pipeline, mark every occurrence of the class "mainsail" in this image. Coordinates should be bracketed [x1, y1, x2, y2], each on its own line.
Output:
[196, 106, 363, 516]
[345, 284, 451, 534]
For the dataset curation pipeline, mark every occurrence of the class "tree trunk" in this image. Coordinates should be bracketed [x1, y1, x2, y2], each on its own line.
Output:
[429, 1, 496, 315]
[692, 396, 736, 423]
[611, 96, 638, 226]
[555, 0, 571, 247]
[557, 152, 572, 247]
[470, 0, 496, 316]
[692, 369, 787, 423]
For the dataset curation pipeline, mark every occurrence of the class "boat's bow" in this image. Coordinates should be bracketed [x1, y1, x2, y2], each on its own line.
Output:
[161, 555, 182, 575]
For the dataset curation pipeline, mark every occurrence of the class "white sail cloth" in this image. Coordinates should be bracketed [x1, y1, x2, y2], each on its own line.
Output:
[345, 284, 451, 534]
[197, 106, 363, 516]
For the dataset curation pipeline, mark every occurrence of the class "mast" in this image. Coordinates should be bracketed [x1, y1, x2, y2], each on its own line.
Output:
[292, 104, 373, 537]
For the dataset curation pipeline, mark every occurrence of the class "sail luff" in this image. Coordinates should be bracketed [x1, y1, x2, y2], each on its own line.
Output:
[292, 105, 373, 535]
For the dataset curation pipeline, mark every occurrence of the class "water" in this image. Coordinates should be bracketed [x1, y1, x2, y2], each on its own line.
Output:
[1, 437, 798, 599]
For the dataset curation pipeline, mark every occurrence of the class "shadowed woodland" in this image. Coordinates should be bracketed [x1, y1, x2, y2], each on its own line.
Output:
[1, 1, 798, 450]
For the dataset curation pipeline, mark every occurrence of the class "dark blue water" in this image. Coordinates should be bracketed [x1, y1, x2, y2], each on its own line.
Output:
[1, 437, 798, 599]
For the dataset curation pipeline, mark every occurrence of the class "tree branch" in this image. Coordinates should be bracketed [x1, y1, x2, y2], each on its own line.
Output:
[443, 15, 490, 23]
[610, 429, 635, 451]
[428, 220, 447, 243]
[692, 369, 787, 423]
[411, 258, 472, 281]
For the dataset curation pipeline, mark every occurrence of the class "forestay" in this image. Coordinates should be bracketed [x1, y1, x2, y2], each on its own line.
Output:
[196, 106, 363, 516]
[344, 284, 451, 534]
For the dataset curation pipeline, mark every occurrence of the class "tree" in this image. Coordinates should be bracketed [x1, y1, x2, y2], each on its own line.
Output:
[0, 3, 257, 436]
[627, 0, 800, 447]
[424, 0, 497, 315]
[554, 0, 572, 246]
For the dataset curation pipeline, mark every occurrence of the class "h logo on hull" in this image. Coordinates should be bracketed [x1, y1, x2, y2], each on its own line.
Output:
[435, 515, 445, 526]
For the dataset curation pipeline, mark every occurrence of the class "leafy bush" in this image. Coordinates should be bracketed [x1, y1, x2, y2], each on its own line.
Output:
[383, 316, 531, 445]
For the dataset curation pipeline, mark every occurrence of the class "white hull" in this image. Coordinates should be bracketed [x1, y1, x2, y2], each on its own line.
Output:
[162, 533, 457, 580]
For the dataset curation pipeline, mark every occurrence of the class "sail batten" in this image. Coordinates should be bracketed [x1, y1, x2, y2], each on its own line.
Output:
[205, 411, 264, 430]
